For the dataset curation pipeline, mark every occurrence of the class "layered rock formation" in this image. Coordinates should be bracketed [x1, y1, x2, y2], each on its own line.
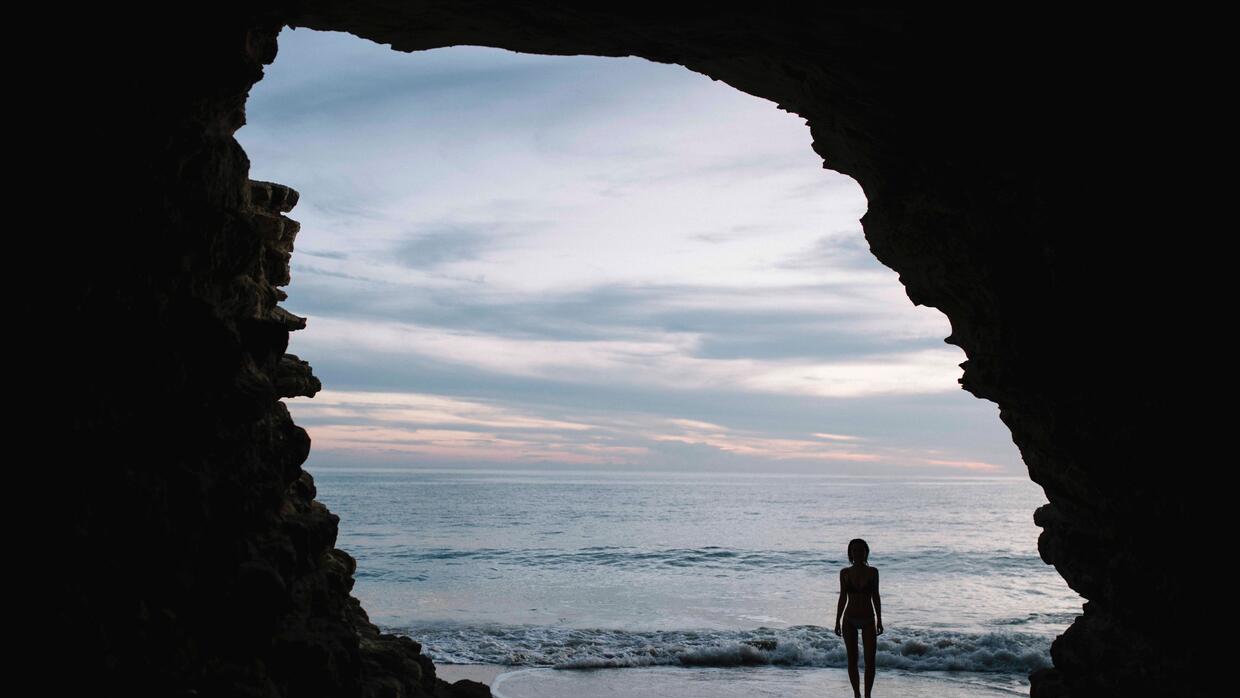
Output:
[45, 3, 1195, 697]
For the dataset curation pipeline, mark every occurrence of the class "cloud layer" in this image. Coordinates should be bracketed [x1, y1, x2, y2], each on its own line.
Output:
[237, 29, 1022, 475]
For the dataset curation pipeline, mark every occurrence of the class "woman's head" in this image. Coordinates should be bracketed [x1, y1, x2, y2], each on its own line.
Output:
[847, 538, 870, 565]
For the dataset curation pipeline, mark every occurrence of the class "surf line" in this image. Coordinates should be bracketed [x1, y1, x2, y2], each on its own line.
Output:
[489, 667, 548, 698]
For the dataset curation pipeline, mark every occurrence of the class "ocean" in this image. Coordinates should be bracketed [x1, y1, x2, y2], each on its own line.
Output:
[310, 467, 1081, 696]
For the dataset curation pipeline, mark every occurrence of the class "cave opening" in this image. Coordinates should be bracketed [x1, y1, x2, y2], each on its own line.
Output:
[236, 27, 1080, 697]
[55, 7, 1193, 698]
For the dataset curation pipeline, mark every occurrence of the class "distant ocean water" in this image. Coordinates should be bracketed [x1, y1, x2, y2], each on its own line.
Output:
[310, 468, 1082, 694]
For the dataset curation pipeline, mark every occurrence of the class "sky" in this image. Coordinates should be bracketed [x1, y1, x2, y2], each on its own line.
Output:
[237, 28, 1025, 476]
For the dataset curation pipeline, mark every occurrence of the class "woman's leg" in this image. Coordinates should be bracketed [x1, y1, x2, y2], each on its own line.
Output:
[843, 620, 861, 697]
[861, 621, 877, 697]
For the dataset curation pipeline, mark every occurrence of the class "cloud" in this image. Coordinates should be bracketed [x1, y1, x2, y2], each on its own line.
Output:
[281, 273, 948, 354]
[391, 225, 496, 269]
[294, 314, 964, 399]
[288, 389, 1006, 473]
[919, 458, 1005, 473]
[298, 390, 596, 431]
[777, 231, 879, 272]
[814, 433, 860, 442]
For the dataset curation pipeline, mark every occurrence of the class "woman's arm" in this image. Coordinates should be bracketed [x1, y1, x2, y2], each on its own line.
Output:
[834, 568, 847, 635]
[873, 568, 883, 634]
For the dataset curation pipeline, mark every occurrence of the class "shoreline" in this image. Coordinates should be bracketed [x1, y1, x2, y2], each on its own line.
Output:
[436, 664, 512, 686]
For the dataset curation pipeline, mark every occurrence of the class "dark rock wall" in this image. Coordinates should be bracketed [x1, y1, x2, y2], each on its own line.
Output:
[47, 6, 485, 698]
[44, 3, 1194, 697]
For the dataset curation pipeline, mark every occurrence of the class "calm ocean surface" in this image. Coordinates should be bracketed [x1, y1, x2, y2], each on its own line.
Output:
[310, 468, 1082, 695]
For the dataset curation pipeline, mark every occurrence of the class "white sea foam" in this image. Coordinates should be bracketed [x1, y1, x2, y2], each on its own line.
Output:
[399, 623, 1052, 675]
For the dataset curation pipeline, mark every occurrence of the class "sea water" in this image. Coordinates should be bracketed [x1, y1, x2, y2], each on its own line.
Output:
[310, 468, 1081, 695]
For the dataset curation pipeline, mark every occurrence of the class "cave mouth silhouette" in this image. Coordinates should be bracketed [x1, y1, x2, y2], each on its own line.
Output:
[54, 6, 1192, 698]
[245, 27, 1073, 689]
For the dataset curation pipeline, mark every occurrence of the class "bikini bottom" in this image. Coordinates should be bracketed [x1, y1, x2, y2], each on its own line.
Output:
[843, 615, 875, 630]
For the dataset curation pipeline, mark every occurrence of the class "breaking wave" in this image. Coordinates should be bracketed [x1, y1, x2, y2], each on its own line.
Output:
[396, 622, 1051, 675]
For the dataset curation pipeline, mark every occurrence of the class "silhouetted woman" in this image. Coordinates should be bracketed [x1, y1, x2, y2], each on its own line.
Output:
[834, 538, 883, 698]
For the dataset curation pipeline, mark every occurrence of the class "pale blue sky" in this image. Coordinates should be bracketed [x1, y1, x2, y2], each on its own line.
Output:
[237, 28, 1023, 475]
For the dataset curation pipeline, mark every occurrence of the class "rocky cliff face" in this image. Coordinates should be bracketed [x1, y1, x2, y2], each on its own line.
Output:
[45, 3, 1194, 697]
[46, 8, 489, 698]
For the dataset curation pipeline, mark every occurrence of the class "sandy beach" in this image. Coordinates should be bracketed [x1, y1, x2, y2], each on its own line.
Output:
[435, 664, 1028, 697]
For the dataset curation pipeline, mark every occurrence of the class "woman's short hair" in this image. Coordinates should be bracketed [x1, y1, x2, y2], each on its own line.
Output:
[847, 538, 870, 565]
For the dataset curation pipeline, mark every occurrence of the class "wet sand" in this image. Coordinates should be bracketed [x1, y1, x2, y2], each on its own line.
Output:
[436, 664, 512, 686]
[484, 666, 1027, 697]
